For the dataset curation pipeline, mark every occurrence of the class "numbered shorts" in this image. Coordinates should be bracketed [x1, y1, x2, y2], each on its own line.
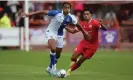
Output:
[56, 36, 64, 48]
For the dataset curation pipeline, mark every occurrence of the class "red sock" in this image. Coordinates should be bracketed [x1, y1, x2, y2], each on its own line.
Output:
[71, 63, 79, 71]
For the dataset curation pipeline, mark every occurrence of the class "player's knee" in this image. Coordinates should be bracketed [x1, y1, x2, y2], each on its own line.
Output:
[51, 48, 56, 53]
[71, 57, 77, 62]
[49, 43, 56, 53]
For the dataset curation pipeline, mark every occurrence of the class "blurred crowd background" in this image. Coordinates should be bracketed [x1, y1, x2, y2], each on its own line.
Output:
[0, 1, 133, 50]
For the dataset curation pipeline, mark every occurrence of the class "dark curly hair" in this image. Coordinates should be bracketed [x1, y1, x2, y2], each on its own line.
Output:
[83, 8, 93, 14]
[62, 2, 72, 8]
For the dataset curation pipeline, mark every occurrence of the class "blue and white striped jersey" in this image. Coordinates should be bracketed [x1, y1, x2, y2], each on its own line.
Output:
[46, 10, 77, 36]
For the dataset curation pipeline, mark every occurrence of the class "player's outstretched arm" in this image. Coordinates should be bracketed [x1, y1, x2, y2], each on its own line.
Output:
[100, 24, 107, 31]
[65, 26, 79, 34]
[97, 18, 108, 31]
[22, 10, 49, 17]
[75, 22, 91, 40]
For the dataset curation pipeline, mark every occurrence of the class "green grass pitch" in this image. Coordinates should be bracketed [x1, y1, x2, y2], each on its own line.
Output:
[0, 50, 133, 80]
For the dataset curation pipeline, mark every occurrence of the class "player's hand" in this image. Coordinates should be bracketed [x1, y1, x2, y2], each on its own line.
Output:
[97, 18, 103, 24]
[21, 13, 30, 18]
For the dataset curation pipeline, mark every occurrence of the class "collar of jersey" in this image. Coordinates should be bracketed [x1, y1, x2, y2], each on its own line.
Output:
[88, 19, 92, 23]
[62, 10, 71, 16]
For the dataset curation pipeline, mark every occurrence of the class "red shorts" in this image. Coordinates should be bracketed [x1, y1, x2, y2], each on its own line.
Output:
[74, 42, 97, 59]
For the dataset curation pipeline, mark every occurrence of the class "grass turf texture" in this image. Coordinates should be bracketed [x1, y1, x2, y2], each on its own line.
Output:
[0, 50, 133, 80]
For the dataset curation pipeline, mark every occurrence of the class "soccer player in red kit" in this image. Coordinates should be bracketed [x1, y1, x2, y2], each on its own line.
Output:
[66, 9, 107, 76]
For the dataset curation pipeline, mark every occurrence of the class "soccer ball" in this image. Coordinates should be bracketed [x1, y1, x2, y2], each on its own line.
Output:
[56, 69, 66, 78]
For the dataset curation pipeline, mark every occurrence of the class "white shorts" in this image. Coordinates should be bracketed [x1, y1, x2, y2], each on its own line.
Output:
[56, 36, 64, 48]
[45, 29, 57, 42]
[45, 29, 64, 48]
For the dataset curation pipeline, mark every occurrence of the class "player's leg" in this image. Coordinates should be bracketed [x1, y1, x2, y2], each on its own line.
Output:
[67, 48, 97, 76]
[56, 36, 64, 63]
[71, 55, 87, 72]
[69, 52, 80, 68]
[46, 39, 57, 76]
[45, 30, 57, 76]
[56, 47, 63, 63]
[69, 44, 83, 68]
[66, 48, 82, 76]
[48, 39, 56, 68]
[67, 55, 87, 76]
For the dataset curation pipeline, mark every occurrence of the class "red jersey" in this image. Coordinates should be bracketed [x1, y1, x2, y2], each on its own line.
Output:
[79, 19, 101, 49]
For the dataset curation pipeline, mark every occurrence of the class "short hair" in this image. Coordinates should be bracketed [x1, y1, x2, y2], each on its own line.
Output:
[83, 8, 93, 14]
[62, 2, 72, 8]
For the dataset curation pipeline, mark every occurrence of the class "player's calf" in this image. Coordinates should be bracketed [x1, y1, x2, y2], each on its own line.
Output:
[47, 39, 57, 76]
[56, 47, 63, 63]
[69, 58, 79, 68]
[67, 56, 86, 77]
[55, 53, 61, 63]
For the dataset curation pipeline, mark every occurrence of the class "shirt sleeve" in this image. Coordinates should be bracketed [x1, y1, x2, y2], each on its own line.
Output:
[94, 20, 101, 28]
[71, 15, 78, 25]
[47, 10, 60, 16]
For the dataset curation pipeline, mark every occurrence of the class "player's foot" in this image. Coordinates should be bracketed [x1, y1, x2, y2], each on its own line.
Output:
[50, 69, 57, 76]
[66, 69, 71, 76]
[46, 67, 52, 75]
